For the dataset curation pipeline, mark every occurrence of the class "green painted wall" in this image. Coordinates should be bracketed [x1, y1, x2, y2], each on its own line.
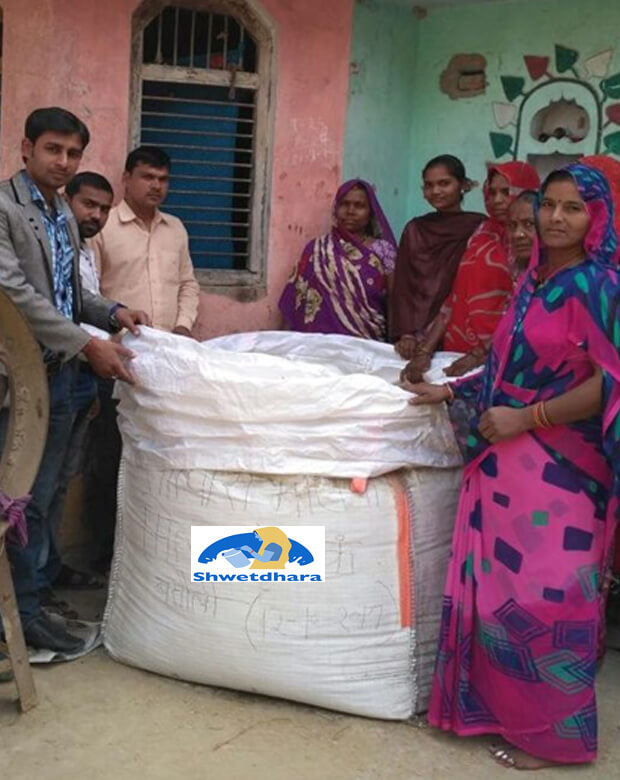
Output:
[344, 0, 620, 235]
[343, 0, 419, 237]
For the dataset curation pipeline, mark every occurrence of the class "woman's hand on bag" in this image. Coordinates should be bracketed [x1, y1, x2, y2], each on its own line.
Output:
[399, 381, 451, 406]
[394, 336, 419, 360]
[478, 406, 532, 443]
[444, 351, 484, 377]
[400, 351, 432, 384]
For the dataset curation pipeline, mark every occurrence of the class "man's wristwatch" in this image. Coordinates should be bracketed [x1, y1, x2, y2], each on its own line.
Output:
[108, 303, 127, 332]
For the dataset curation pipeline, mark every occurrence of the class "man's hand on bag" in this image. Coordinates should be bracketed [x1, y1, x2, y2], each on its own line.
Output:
[82, 338, 136, 384]
[114, 308, 151, 335]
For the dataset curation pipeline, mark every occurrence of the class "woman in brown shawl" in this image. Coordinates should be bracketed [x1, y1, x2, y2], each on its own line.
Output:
[390, 155, 485, 358]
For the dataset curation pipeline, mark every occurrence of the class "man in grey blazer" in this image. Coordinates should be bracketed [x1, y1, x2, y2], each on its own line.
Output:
[0, 107, 149, 654]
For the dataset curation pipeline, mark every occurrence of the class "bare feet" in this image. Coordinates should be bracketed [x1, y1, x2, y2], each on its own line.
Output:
[488, 740, 561, 771]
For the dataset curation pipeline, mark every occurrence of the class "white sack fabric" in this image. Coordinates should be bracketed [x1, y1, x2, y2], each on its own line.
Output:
[115, 328, 462, 478]
[103, 463, 461, 719]
[104, 330, 463, 718]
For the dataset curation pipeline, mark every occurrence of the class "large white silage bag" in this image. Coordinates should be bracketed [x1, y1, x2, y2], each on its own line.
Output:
[103, 329, 463, 718]
[113, 328, 462, 477]
[104, 464, 460, 718]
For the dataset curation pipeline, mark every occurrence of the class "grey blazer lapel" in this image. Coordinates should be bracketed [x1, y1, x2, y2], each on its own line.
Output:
[57, 197, 83, 318]
[61, 200, 81, 254]
[11, 173, 54, 272]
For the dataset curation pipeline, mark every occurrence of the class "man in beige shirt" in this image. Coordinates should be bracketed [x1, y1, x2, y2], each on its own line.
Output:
[91, 145, 200, 335]
[85, 146, 200, 572]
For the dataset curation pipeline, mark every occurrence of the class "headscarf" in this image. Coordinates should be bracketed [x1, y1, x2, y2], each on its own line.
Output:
[441, 161, 540, 353]
[564, 163, 619, 266]
[528, 162, 619, 277]
[566, 162, 619, 265]
[580, 155, 620, 246]
[332, 178, 396, 248]
[484, 161, 541, 215]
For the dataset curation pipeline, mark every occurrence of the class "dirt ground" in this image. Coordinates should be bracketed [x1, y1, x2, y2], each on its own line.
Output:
[1, 598, 619, 780]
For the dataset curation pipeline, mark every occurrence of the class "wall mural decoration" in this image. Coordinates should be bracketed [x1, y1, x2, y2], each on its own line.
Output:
[490, 44, 620, 167]
[441, 54, 487, 100]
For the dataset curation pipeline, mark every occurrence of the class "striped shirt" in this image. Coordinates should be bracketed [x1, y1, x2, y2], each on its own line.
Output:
[23, 172, 75, 320]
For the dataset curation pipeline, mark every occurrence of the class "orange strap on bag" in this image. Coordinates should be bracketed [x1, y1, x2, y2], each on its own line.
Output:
[387, 475, 413, 629]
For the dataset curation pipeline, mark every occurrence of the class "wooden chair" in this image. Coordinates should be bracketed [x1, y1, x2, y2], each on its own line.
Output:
[0, 290, 49, 712]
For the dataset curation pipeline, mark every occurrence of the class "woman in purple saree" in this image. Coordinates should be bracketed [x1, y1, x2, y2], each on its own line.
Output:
[278, 179, 397, 341]
[406, 163, 620, 769]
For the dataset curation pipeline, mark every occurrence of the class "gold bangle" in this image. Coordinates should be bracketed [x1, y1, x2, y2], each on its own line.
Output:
[444, 383, 455, 403]
[532, 401, 552, 429]
[532, 402, 543, 428]
[539, 401, 553, 429]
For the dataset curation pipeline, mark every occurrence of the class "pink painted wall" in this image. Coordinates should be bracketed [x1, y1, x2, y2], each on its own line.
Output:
[0, 0, 134, 197]
[0, 0, 354, 339]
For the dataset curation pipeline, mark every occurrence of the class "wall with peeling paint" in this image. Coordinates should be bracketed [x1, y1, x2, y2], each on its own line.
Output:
[0, 0, 134, 190]
[344, 0, 620, 236]
[406, 0, 620, 217]
[0, 0, 354, 338]
[343, 0, 419, 238]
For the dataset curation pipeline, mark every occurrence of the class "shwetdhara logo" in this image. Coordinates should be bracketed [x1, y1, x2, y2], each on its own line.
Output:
[191, 525, 325, 582]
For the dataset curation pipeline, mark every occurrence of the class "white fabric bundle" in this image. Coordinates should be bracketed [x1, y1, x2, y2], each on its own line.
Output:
[115, 329, 462, 478]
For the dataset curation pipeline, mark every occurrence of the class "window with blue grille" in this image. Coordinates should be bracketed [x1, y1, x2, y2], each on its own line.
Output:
[138, 6, 268, 277]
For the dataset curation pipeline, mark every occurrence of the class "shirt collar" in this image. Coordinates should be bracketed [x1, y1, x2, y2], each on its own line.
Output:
[118, 199, 168, 226]
[21, 170, 65, 218]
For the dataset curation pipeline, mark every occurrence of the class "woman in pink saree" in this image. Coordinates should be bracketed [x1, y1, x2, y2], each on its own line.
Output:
[406, 163, 620, 769]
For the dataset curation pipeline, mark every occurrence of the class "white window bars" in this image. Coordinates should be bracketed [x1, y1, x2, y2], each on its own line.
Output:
[132, 2, 274, 288]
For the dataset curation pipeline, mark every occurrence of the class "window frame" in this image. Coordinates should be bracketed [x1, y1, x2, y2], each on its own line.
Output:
[130, 0, 276, 292]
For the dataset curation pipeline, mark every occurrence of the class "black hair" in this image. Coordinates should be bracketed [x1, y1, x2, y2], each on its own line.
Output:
[510, 189, 538, 209]
[125, 145, 171, 173]
[423, 154, 469, 186]
[422, 154, 475, 202]
[65, 171, 113, 198]
[541, 169, 575, 195]
[25, 107, 90, 148]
